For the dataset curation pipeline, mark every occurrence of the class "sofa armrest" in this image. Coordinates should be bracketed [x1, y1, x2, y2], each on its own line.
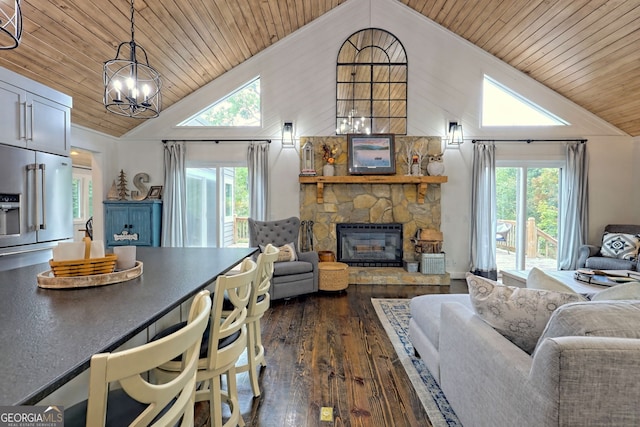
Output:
[532, 336, 640, 425]
[297, 250, 319, 291]
[577, 244, 600, 268]
[439, 303, 556, 426]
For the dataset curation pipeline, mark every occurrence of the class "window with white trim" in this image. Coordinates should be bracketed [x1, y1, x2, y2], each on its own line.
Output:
[179, 77, 261, 127]
[482, 75, 568, 127]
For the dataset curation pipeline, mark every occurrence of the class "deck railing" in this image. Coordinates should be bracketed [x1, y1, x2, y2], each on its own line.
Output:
[233, 216, 249, 243]
[497, 218, 557, 259]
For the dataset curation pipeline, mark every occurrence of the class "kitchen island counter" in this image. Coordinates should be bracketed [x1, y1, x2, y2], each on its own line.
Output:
[0, 246, 256, 405]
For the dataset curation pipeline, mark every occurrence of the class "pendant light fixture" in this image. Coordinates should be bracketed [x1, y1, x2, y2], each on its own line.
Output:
[103, 0, 161, 119]
[0, 0, 22, 50]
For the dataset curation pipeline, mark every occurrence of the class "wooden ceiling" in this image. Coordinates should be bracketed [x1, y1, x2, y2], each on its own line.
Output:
[0, 0, 638, 138]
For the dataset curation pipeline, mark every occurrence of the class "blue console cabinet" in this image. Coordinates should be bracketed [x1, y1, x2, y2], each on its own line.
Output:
[104, 200, 162, 247]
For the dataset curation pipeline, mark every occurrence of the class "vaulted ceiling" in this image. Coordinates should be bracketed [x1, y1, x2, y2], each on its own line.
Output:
[1, 0, 638, 138]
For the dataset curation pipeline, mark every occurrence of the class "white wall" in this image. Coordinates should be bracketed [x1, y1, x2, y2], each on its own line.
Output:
[97, 0, 637, 278]
[69, 125, 118, 243]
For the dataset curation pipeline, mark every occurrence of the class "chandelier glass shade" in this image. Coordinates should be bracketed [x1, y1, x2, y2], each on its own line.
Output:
[337, 108, 370, 135]
[336, 71, 370, 135]
[103, 0, 161, 119]
[0, 0, 22, 50]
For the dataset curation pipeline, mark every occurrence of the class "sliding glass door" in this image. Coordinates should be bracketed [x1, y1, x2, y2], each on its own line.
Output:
[185, 166, 249, 248]
[496, 162, 561, 271]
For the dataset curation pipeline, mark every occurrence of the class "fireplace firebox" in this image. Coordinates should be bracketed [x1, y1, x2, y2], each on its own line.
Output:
[336, 223, 403, 267]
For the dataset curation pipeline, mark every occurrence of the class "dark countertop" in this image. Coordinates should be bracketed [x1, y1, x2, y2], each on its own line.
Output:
[0, 246, 256, 405]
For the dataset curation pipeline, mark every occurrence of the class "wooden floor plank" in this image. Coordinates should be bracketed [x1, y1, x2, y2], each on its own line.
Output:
[198, 282, 465, 426]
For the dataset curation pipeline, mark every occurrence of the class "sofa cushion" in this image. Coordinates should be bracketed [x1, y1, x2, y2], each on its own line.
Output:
[273, 260, 312, 276]
[591, 282, 640, 301]
[533, 300, 640, 356]
[466, 273, 585, 354]
[526, 267, 578, 294]
[600, 232, 640, 260]
[409, 294, 472, 351]
[260, 242, 298, 262]
[275, 242, 297, 262]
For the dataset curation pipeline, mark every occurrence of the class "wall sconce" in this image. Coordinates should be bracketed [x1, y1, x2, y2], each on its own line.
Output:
[447, 121, 464, 145]
[282, 121, 295, 148]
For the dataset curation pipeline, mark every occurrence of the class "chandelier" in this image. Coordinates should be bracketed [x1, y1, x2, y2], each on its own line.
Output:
[0, 0, 22, 50]
[337, 72, 371, 135]
[103, 0, 161, 119]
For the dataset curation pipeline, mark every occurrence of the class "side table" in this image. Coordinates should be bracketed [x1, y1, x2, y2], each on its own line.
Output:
[318, 261, 349, 291]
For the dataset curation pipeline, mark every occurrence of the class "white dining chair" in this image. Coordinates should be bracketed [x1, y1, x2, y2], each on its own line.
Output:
[236, 244, 279, 397]
[154, 258, 257, 427]
[64, 289, 211, 427]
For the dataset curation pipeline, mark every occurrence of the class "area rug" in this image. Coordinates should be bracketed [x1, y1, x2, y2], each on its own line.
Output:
[371, 298, 461, 427]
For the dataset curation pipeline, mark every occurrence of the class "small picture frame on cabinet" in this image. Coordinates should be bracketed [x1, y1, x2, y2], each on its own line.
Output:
[146, 186, 163, 200]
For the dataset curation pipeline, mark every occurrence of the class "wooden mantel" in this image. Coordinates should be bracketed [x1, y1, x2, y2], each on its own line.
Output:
[299, 175, 448, 204]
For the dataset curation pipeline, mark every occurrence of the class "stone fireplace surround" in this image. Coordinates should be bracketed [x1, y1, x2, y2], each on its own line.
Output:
[299, 136, 449, 285]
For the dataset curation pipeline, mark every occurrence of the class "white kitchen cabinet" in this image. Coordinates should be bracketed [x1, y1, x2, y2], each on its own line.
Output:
[0, 80, 24, 147]
[0, 67, 72, 156]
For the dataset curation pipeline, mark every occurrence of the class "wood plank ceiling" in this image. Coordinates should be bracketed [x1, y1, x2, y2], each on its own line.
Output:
[0, 0, 638, 138]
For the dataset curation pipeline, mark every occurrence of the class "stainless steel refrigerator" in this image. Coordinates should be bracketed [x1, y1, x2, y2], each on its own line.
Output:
[0, 144, 73, 253]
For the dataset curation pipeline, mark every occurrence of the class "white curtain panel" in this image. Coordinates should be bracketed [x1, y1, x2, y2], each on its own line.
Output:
[558, 142, 588, 270]
[247, 142, 269, 221]
[470, 142, 498, 279]
[162, 141, 187, 247]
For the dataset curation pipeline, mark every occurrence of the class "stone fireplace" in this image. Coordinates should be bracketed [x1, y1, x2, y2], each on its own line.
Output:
[299, 136, 447, 286]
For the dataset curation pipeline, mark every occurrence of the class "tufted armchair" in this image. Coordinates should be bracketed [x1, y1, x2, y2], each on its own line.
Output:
[577, 224, 640, 271]
[248, 217, 319, 300]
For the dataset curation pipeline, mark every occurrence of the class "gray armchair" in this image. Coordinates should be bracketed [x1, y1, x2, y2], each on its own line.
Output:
[577, 224, 640, 271]
[248, 217, 319, 300]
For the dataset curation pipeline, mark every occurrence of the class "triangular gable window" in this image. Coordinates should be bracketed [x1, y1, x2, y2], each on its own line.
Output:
[179, 77, 261, 127]
[482, 75, 568, 127]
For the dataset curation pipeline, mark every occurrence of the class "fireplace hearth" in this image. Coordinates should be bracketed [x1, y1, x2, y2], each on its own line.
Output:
[336, 223, 403, 267]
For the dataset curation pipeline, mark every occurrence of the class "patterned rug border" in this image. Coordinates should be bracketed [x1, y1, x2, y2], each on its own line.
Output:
[371, 298, 461, 427]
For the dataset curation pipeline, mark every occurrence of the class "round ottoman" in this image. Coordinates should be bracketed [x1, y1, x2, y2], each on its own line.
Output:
[318, 261, 349, 291]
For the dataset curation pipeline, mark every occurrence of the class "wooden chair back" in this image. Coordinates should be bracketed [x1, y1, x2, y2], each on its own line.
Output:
[85, 290, 211, 427]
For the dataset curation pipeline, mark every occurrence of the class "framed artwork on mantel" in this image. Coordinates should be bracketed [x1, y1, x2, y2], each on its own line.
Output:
[348, 134, 396, 175]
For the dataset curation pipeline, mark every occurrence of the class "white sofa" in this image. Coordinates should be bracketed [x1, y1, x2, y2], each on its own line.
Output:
[409, 294, 640, 426]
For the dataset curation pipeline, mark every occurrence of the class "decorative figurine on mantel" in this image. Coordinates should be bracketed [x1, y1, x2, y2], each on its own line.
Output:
[402, 139, 429, 176]
[427, 154, 445, 176]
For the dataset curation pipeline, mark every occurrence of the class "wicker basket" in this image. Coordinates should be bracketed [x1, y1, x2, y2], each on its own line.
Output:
[49, 238, 117, 277]
[318, 262, 349, 291]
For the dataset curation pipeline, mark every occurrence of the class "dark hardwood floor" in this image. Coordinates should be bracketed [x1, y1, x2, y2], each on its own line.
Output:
[198, 281, 467, 427]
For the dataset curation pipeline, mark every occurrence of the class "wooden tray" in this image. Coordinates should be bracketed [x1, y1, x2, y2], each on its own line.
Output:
[37, 261, 143, 289]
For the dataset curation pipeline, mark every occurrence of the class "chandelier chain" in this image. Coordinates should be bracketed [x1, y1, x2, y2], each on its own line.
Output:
[129, 0, 135, 42]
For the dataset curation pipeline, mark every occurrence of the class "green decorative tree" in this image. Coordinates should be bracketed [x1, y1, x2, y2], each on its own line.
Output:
[117, 169, 129, 200]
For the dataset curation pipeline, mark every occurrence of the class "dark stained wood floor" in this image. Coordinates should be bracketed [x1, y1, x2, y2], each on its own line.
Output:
[197, 281, 466, 427]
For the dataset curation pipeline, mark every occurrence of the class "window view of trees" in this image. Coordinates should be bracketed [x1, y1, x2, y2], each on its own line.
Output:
[496, 168, 559, 238]
[496, 167, 559, 268]
[179, 78, 261, 127]
[72, 171, 93, 221]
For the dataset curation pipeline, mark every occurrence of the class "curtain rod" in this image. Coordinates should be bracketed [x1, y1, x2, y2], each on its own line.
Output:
[471, 138, 587, 144]
[162, 139, 271, 144]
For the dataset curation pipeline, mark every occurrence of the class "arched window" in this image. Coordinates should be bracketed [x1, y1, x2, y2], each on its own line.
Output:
[336, 28, 407, 135]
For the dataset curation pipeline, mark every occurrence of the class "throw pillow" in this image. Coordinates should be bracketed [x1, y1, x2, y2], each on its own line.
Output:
[465, 273, 586, 354]
[600, 232, 640, 260]
[533, 300, 640, 356]
[591, 281, 640, 301]
[275, 242, 297, 262]
[526, 267, 579, 295]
